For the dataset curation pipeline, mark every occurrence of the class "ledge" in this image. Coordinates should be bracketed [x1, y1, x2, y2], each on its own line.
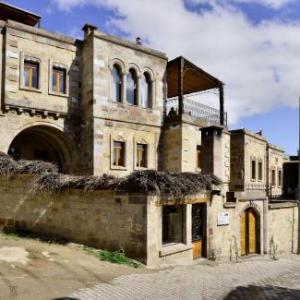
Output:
[269, 202, 297, 209]
[223, 202, 236, 209]
[159, 243, 192, 257]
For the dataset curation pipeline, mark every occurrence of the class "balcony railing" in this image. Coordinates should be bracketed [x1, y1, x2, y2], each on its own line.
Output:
[166, 96, 226, 126]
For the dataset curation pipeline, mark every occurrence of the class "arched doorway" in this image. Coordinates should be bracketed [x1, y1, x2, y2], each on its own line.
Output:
[7, 125, 72, 173]
[240, 208, 260, 256]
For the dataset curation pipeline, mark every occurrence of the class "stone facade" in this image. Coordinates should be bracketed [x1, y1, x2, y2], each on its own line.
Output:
[230, 129, 285, 200]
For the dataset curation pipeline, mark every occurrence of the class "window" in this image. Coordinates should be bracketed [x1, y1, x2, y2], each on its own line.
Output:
[141, 72, 152, 108]
[111, 64, 122, 102]
[126, 68, 138, 105]
[24, 60, 39, 89]
[136, 144, 147, 168]
[197, 145, 201, 169]
[258, 161, 263, 181]
[52, 67, 66, 94]
[113, 141, 125, 167]
[278, 170, 282, 186]
[271, 169, 276, 186]
[162, 205, 184, 244]
[251, 159, 256, 180]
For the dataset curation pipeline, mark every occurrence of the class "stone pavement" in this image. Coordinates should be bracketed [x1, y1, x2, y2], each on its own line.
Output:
[69, 256, 300, 300]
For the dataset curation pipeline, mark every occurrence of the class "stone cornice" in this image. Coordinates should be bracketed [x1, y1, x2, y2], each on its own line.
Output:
[93, 31, 167, 60]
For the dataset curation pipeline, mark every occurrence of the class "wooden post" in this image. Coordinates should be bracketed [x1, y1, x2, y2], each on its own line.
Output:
[178, 57, 184, 121]
[219, 85, 225, 126]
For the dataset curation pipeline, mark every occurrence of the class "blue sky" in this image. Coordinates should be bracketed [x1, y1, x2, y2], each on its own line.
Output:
[3, 0, 299, 155]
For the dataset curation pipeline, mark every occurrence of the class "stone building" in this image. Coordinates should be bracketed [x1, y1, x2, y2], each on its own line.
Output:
[0, 3, 297, 266]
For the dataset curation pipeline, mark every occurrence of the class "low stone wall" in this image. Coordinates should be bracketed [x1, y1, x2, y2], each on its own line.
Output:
[209, 198, 298, 261]
[268, 202, 298, 255]
[0, 175, 298, 267]
[0, 175, 147, 262]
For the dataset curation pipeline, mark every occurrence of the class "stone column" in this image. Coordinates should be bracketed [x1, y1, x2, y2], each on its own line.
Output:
[121, 72, 127, 103]
[136, 75, 141, 106]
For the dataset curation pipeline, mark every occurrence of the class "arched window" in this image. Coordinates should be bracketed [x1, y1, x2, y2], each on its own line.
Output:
[141, 72, 152, 108]
[111, 64, 122, 102]
[126, 68, 138, 105]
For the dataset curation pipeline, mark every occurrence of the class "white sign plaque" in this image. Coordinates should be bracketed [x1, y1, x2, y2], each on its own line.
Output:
[217, 212, 230, 226]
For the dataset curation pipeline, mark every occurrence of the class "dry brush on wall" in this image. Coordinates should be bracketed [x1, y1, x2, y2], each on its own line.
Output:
[0, 152, 221, 197]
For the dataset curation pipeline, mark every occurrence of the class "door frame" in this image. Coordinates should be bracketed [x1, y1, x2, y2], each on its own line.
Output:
[240, 206, 261, 256]
[192, 203, 207, 259]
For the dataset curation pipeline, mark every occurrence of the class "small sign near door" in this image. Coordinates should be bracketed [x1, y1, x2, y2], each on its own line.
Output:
[217, 212, 229, 226]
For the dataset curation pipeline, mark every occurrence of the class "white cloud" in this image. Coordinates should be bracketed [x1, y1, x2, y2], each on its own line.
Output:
[190, 0, 295, 9]
[51, 0, 300, 124]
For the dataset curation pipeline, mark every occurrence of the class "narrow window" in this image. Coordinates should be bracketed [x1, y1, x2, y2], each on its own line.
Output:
[111, 64, 122, 102]
[126, 68, 138, 105]
[278, 170, 282, 186]
[24, 60, 39, 89]
[197, 145, 201, 169]
[136, 144, 147, 168]
[113, 141, 125, 167]
[162, 205, 184, 244]
[52, 67, 66, 94]
[271, 169, 276, 186]
[258, 161, 263, 181]
[141, 72, 152, 108]
[251, 159, 256, 180]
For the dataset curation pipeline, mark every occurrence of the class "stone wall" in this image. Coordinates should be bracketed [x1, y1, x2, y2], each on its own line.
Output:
[268, 203, 298, 254]
[0, 176, 298, 266]
[80, 30, 167, 176]
[0, 176, 148, 262]
[268, 145, 284, 197]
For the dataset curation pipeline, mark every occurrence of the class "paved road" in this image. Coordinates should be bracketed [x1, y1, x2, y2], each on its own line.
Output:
[69, 256, 300, 300]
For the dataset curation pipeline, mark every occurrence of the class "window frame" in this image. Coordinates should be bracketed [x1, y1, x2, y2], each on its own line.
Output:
[136, 143, 148, 169]
[258, 160, 263, 181]
[271, 168, 276, 187]
[20, 53, 42, 92]
[162, 205, 185, 245]
[126, 68, 138, 106]
[111, 64, 123, 103]
[110, 137, 127, 170]
[251, 158, 256, 181]
[140, 71, 153, 109]
[52, 67, 67, 94]
[49, 60, 69, 97]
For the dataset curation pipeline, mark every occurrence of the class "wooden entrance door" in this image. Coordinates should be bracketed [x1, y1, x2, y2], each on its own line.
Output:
[192, 203, 206, 259]
[240, 208, 259, 256]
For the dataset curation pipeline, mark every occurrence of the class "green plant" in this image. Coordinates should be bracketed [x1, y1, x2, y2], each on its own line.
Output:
[84, 247, 140, 268]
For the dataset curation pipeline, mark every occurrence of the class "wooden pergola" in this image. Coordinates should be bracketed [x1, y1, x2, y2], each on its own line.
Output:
[0, 2, 41, 27]
[167, 56, 225, 126]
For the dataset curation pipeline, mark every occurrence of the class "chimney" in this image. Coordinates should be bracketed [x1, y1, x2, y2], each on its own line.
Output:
[82, 23, 98, 39]
[136, 37, 142, 45]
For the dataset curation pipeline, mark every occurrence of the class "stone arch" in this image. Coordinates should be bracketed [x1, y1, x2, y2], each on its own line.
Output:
[7, 124, 74, 173]
[108, 58, 126, 74]
[142, 67, 155, 81]
[240, 201, 262, 217]
[126, 63, 142, 77]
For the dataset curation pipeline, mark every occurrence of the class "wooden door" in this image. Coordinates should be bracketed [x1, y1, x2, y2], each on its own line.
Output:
[192, 240, 202, 259]
[248, 208, 257, 254]
[192, 204, 206, 259]
[240, 208, 259, 256]
[240, 211, 247, 256]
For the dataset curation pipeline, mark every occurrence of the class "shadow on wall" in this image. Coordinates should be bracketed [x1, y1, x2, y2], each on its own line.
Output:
[223, 285, 300, 300]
